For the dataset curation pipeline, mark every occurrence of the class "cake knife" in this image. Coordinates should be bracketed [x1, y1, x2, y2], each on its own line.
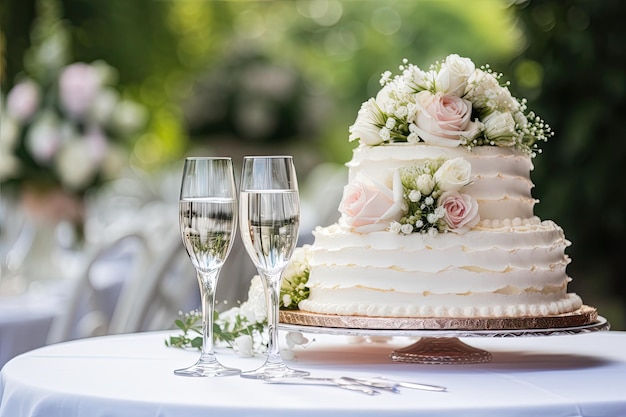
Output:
[264, 377, 380, 395]
[365, 376, 447, 392]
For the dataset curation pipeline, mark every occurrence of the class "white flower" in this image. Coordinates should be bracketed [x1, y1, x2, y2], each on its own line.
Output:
[435, 54, 475, 97]
[282, 294, 293, 308]
[25, 111, 63, 164]
[465, 68, 501, 111]
[111, 99, 148, 135]
[348, 98, 386, 145]
[400, 62, 430, 91]
[408, 189, 421, 202]
[415, 174, 435, 195]
[89, 88, 119, 125]
[55, 139, 100, 191]
[483, 110, 517, 145]
[285, 331, 309, 350]
[434, 157, 472, 192]
[400, 223, 414, 234]
[238, 275, 267, 323]
[389, 221, 402, 234]
[233, 335, 254, 357]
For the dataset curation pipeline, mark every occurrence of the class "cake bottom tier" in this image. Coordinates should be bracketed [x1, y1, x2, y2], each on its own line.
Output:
[298, 289, 583, 318]
[302, 217, 583, 318]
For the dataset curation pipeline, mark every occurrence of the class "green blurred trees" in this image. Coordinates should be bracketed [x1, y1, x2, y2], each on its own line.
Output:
[507, 0, 626, 327]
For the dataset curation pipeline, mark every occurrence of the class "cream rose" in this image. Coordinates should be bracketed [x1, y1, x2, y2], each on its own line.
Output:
[413, 91, 477, 147]
[438, 191, 479, 234]
[434, 157, 472, 192]
[338, 170, 405, 232]
[435, 54, 475, 97]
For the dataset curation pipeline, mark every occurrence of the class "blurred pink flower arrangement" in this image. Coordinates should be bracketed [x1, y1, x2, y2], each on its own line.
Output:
[0, 2, 147, 198]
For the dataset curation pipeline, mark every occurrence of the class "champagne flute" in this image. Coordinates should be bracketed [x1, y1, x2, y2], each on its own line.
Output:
[175, 157, 241, 377]
[239, 156, 310, 379]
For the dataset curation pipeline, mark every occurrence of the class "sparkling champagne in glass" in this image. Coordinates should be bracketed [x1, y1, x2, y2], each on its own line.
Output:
[175, 157, 240, 377]
[239, 156, 310, 379]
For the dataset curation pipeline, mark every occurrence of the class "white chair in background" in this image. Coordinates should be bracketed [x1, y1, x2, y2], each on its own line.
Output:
[108, 226, 256, 334]
[47, 230, 152, 344]
[108, 233, 198, 334]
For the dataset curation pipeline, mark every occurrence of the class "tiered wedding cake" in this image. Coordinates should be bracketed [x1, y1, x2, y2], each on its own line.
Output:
[296, 54, 583, 318]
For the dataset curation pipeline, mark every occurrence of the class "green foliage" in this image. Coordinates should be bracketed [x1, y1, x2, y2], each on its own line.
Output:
[165, 310, 266, 351]
[508, 0, 626, 325]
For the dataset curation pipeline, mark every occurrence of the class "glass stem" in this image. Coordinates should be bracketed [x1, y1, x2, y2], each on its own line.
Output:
[262, 271, 283, 365]
[197, 269, 219, 359]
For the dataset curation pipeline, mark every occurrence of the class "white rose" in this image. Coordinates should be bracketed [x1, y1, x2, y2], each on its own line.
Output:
[348, 98, 385, 145]
[436, 54, 475, 97]
[400, 223, 414, 234]
[389, 221, 402, 234]
[434, 157, 472, 192]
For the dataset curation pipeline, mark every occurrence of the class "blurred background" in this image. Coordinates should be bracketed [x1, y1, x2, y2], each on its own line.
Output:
[0, 0, 624, 336]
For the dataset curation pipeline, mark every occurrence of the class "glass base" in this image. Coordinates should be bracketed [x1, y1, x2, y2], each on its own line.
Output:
[239, 361, 310, 380]
[174, 358, 241, 377]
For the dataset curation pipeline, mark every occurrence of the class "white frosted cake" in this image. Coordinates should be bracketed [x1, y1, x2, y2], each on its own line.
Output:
[297, 54, 583, 318]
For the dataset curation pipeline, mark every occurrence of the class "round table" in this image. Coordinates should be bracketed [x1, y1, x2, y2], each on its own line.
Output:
[0, 292, 62, 369]
[1, 329, 625, 416]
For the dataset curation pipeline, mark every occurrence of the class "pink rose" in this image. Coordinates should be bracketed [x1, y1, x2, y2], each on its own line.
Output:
[339, 171, 405, 232]
[58, 63, 103, 118]
[438, 191, 479, 234]
[6, 79, 41, 122]
[413, 91, 478, 147]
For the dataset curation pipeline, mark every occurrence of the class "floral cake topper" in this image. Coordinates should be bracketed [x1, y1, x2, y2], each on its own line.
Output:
[348, 54, 553, 157]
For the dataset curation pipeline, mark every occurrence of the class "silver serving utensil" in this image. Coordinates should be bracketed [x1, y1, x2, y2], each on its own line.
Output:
[339, 377, 401, 394]
[264, 377, 380, 395]
[368, 376, 447, 392]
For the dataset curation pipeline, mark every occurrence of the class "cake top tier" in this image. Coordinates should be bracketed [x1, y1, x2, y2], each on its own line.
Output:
[348, 54, 553, 157]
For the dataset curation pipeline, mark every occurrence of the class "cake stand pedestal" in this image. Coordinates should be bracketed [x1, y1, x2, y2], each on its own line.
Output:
[279, 306, 610, 365]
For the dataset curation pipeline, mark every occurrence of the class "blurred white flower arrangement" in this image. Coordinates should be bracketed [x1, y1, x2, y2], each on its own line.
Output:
[0, 0, 147, 197]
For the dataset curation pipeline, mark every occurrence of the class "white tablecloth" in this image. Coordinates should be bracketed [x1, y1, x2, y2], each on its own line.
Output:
[1, 329, 625, 416]
[0, 292, 62, 369]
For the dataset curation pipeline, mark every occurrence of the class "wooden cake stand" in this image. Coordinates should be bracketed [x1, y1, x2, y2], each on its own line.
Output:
[279, 305, 609, 364]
